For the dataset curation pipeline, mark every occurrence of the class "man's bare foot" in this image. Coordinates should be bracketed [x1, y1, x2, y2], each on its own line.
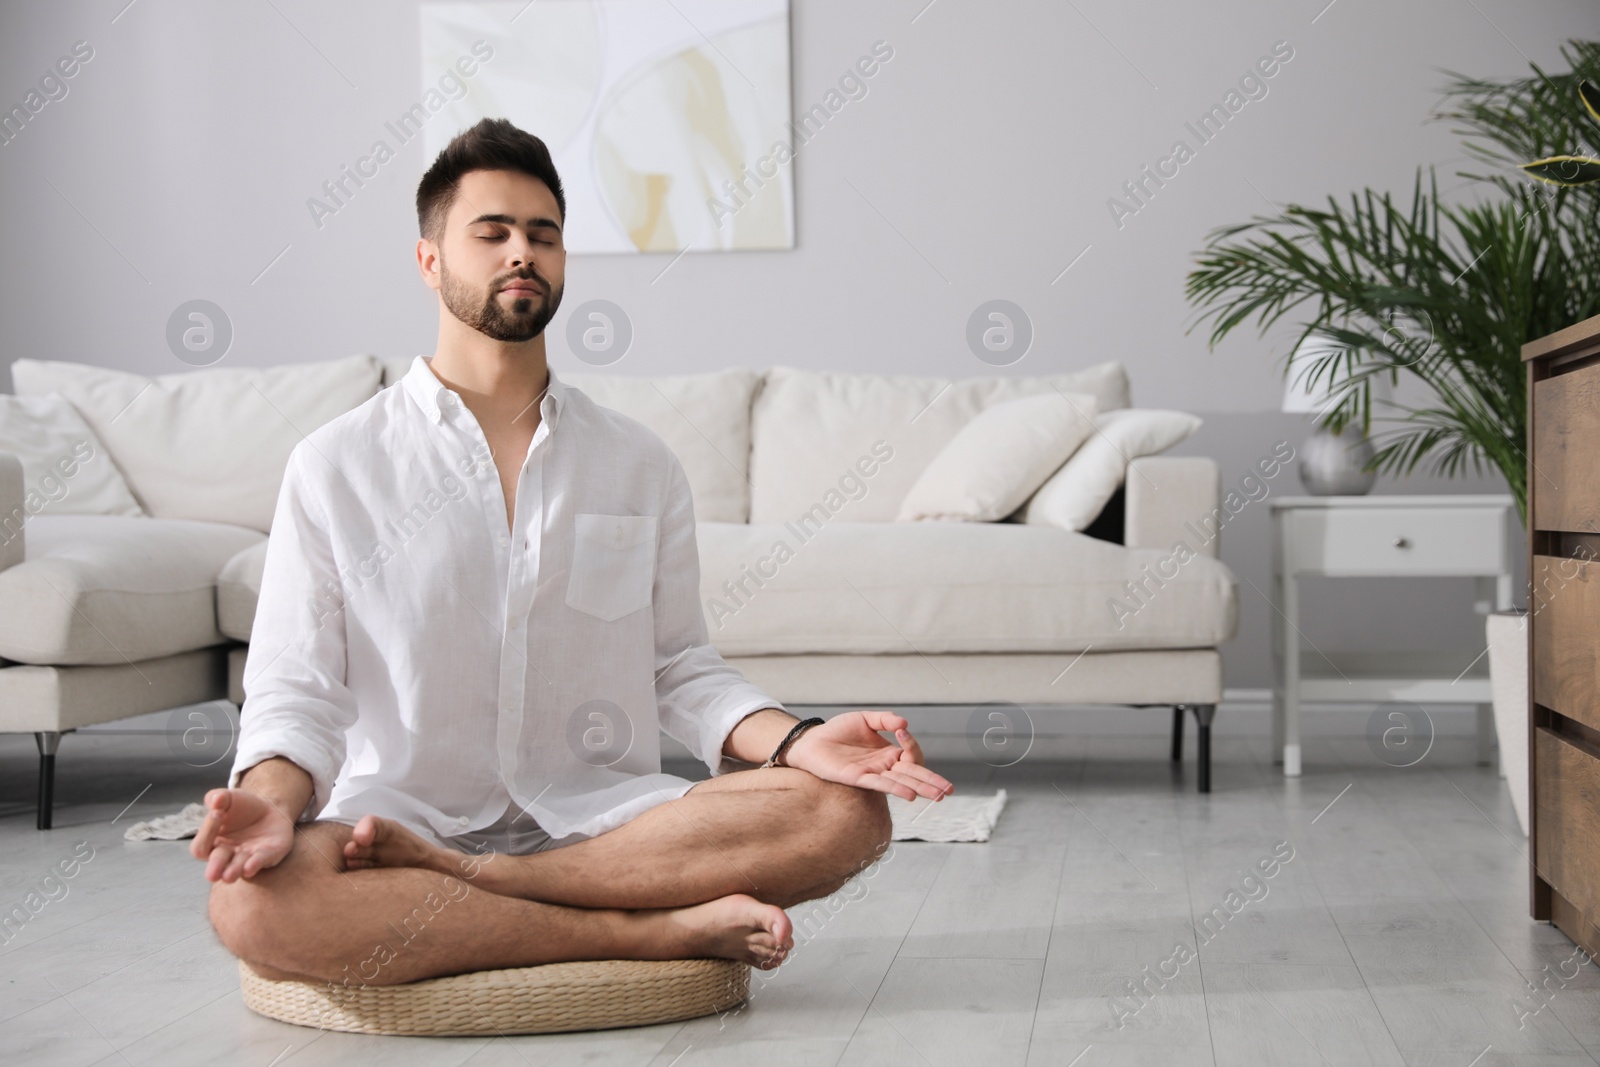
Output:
[650, 893, 794, 970]
[344, 815, 464, 876]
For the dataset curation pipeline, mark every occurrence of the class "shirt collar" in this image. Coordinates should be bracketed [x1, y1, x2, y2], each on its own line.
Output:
[402, 355, 566, 430]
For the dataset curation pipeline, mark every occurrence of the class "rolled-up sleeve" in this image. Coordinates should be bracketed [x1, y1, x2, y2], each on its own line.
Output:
[651, 454, 785, 775]
[227, 443, 359, 822]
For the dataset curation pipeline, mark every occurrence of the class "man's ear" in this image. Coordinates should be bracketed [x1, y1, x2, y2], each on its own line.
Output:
[416, 238, 443, 291]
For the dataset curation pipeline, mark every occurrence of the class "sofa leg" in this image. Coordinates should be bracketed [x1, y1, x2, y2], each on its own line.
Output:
[1170, 705, 1186, 762]
[1190, 705, 1216, 794]
[35, 731, 61, 830]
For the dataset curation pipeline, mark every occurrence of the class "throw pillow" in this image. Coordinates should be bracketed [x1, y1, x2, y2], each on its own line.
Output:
[0, 393, 144, 518]
[896, 392, 1099, 522]
[1021, 408, 1203, 531]
[11, 354, 383, 533]
[748, 362, 1131, 523]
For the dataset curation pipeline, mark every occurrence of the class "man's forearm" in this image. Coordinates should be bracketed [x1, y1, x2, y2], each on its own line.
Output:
[238, 756, 315, 823]
[723, 707, 800, 766]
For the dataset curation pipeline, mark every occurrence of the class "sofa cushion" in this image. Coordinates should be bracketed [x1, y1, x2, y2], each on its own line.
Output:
[696, 520, 1236, 656]
[381, 358, 413, 388]
[0, 394, 144, 519]
[558, 368, 759, 524]
[0, 516, 263, 666]
[748, 362, 1131, 523]
[217, 538, 269, 642]
[12, 355, 384, 533]
[896, 392, 1099, 522]
[1022, 408, 1203, 531]
[384, 358, 759, 524]
[208, 518, 1236, 658]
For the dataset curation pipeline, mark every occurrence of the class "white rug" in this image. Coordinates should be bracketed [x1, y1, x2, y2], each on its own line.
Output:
[889, 789, 1006, 843]
[123, 802, 208, 841]
[127, 791, 1010, 845]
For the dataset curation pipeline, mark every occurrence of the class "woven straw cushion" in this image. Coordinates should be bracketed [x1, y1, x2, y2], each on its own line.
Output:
[239, 957, 749, 1036]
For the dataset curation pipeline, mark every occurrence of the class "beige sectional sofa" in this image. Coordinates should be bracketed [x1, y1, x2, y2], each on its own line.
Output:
[1, 355, 1237, 828]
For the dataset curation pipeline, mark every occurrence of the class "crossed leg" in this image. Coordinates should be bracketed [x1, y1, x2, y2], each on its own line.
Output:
[207, 769, 892, 986]
[208, 819, 796, 986]
[345, 767, 895, 910]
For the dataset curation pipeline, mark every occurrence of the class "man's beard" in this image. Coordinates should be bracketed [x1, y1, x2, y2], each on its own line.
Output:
[440, 257, 563, 343]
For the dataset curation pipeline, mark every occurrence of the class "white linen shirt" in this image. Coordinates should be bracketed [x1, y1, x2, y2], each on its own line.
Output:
[227, 354, 785, 842]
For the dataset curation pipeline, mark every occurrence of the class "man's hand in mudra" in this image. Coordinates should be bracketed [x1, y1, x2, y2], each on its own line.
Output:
[191, 787, 296, 883]
[780, 711, 954, 802]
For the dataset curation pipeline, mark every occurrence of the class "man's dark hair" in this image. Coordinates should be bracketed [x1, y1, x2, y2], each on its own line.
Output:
[415, 118, 566, 242]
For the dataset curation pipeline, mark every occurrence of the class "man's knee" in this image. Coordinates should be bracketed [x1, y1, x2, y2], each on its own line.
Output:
[805, 777, 892, 873]
[209, 878, 281, 965]
[207, 821, 350, 967]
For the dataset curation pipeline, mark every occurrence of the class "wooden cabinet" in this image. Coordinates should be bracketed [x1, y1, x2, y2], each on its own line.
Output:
[1525, 311, 1600, 955]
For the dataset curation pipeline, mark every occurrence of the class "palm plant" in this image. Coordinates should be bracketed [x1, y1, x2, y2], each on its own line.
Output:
[1184, 40, 1600, 523]
[1521, 80, 1600, 189]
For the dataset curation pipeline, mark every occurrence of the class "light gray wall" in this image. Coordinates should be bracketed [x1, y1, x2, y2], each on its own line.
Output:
[2, 0, 1590, 690]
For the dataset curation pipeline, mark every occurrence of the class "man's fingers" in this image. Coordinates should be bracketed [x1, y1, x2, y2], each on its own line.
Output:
[882, 766, 949, 800]
[191, 791, 230, 858]
[226, 848, 255, 883]
[893, 726, 926, 764]
[230, 844, 256, 881]
[886, 761, 953, 798]
[881, 721, 950, 795]
[856, 709, 909, 736]
[190, 819, 210, 860]
[194, 807, 226, 856]
[858, 772, 918, 802]
[898, 758, 951, 792]
[230, 847, 262, 882]
[204, 841, 227, 881]
[206, 842, 234, 883]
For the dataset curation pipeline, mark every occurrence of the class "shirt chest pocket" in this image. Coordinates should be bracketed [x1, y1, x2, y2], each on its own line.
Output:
[565, 514, 659, 622]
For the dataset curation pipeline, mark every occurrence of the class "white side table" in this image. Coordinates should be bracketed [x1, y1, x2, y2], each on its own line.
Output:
[1270, 494, 1515, 777]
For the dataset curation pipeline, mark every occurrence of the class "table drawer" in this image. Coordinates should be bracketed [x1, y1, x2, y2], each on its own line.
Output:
[1534, 359, 1600, 534]
[1535, 727, 1600, 921]
[1532, 554, 1600, 734]
[1287, 506, 1505, 575]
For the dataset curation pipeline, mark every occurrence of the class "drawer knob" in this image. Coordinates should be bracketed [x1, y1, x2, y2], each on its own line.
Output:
[1393, 536, 1411, 549]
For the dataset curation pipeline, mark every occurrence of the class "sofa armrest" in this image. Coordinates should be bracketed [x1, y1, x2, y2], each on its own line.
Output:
[0, 452, 23, 571]
[1125, 455, 1221, 558]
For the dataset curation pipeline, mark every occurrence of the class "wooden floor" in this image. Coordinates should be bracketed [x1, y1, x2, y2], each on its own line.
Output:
[0, 722, 1594, 1066]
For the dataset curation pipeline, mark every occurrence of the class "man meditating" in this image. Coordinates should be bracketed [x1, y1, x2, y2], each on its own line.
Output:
[195, 118, 952, 986]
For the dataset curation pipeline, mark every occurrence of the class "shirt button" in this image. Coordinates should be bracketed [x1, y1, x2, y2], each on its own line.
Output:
[457, 816, 469, 828]
[498, 535, 509, 548]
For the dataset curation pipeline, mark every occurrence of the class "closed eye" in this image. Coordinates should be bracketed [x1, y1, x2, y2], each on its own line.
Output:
[476, 235, 556, 245]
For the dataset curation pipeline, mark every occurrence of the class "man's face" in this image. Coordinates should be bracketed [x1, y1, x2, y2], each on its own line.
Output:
[425, 169, 566, 342]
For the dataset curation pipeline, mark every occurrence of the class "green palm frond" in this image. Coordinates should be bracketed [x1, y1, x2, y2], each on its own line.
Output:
[1185, 42, 1600, 525]
[1431, 41, 1600, 199]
